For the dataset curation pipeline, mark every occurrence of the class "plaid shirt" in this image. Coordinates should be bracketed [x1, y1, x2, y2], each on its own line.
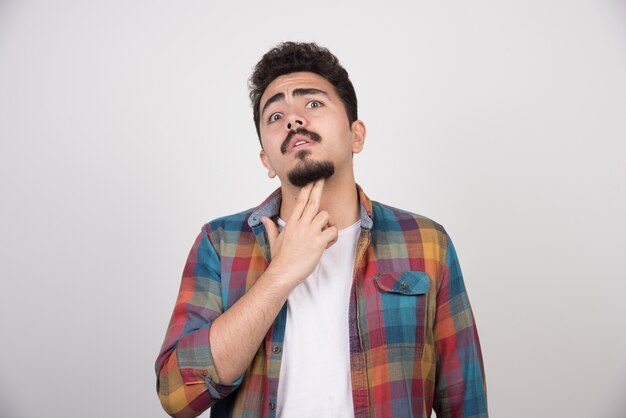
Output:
[156, 185, 488, 418]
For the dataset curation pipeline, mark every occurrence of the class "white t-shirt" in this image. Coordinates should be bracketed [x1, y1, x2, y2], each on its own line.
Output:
[275, 218, 361, 418]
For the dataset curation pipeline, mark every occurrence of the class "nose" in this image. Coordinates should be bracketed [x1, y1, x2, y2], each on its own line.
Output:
[287, 119, 303, 131]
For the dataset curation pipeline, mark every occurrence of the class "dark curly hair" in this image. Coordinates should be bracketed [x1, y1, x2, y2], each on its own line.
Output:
[249, 42, 358, 146]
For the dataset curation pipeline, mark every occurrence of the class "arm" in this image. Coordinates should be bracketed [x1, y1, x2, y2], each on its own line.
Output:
[211, 179, 338, 384]
[433, 233, 488, 418]
[155, 180, 338, 417]
[154, 225, 239, 418]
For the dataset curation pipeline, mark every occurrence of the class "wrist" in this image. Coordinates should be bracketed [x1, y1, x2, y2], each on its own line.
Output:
[261, 263, 301, 294]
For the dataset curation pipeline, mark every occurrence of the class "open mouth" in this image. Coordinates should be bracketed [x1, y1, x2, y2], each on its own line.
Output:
[287, 134, 315, 152]
[281, 129, 322, 154]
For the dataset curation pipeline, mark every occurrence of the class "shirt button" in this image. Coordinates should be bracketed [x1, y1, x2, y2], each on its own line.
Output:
[269, 402, 276, 411]
[272, 346, 282, 354]
[400, 282, 409, 290]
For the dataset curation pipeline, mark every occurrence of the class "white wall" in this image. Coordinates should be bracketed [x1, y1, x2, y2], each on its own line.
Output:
[1, 1, 624, 417]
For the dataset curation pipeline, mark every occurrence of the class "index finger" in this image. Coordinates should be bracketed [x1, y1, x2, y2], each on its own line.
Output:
[288, 181, 316, 222]
[300, 179, 325, 222]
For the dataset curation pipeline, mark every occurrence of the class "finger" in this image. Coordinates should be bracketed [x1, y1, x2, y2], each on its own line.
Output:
[325, 213, 337, 231]
[312, 210, 331, 230]
[289, 182, 315, 223]
[261, 217, 279, 247]
[300, 179, 325, 222]
[320, 226, 338, 248]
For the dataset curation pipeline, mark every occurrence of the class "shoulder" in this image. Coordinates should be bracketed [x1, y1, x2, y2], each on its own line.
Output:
[201, 207, 256, 247]
[370, 200, 451, 248]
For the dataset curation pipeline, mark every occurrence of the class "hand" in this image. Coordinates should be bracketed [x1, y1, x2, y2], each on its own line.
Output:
[261, 179, 338, 288]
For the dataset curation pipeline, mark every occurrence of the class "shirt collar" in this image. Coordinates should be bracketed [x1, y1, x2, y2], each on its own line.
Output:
[247, 183, 373, 230]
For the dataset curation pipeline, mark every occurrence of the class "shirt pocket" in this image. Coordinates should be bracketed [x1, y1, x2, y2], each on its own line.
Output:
[373, 271, 430, 348]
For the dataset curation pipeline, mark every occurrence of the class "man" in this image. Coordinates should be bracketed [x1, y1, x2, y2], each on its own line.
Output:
[156, 42, 488, 418]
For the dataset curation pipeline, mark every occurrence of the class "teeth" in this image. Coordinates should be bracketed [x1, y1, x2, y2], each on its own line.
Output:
[294, 141, 307, 146]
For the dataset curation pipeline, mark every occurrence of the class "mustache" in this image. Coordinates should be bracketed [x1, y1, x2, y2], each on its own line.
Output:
[281, 128, 322, 154]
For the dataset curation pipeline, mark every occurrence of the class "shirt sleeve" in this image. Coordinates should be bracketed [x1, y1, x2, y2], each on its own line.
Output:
[155, 224, 244, 417]
[433, 232, 488, 418]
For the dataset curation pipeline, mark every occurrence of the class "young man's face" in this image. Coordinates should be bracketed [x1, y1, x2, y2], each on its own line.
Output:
[258, 72, 365, 187]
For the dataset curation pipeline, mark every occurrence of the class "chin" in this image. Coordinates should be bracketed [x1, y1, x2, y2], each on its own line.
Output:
[287, 158, 335, 187]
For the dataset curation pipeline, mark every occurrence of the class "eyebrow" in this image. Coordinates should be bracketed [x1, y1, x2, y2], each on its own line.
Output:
[261, 88, 328, 117]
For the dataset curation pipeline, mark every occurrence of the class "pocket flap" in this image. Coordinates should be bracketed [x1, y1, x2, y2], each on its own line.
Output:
[374, 271, 430, 295]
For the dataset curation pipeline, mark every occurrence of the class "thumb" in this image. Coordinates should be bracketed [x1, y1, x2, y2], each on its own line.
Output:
[261, 216, 278, 246]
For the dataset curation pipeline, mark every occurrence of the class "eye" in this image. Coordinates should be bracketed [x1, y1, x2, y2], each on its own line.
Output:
[268, 112, 282, 123]
[305, 100, 322, 109]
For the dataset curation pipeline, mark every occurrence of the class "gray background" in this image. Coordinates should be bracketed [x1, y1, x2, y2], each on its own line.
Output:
[1, 0, 625, 417]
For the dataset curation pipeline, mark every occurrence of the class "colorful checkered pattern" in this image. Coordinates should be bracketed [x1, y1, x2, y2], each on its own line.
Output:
[155, 185, 488, 417]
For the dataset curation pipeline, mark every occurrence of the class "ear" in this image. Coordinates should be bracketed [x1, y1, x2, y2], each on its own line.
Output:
[350, 120, 366, 154]
[259, 150, 277, 178]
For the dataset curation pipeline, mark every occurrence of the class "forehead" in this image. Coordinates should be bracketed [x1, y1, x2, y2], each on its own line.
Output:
[259, 72, 336, 108]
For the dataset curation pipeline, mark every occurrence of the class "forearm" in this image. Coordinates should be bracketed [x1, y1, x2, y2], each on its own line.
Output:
[155, 180, 336, 414]
[210, 181, 338, 384]
[209, 265, 295, 384]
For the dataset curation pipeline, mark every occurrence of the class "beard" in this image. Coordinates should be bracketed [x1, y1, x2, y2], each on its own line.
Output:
[281, 127, 334, 187]
[287, 152, 335, 187]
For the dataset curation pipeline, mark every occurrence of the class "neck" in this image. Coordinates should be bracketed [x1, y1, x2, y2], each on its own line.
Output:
[279, 172, 360, 230]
